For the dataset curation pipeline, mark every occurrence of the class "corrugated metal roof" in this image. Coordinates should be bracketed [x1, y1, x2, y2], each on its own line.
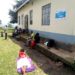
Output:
[16, 0, 30, 12]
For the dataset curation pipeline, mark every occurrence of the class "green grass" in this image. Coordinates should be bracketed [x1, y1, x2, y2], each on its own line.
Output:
[0, 28, 14, 33]
[7, 28, 14, 33]
[0, 37, 21, 75]
[0, 35, 47, 75]
[0, 27, 14, 32]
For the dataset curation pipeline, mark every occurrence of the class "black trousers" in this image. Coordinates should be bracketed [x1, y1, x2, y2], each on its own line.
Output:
[1, 32, 3, 37]
[5, 33, 7, 39]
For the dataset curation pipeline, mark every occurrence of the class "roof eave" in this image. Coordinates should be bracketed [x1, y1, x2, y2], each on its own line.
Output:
[15, 0, 30, 12]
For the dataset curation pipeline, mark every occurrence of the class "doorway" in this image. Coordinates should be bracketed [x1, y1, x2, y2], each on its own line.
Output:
[25, 15, 29, 33]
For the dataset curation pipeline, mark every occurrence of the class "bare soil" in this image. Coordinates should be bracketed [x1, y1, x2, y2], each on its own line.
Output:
[12, 39, 75, 75]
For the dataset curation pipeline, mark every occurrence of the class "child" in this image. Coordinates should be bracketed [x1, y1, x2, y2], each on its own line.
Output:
[17, 49, 36, 75]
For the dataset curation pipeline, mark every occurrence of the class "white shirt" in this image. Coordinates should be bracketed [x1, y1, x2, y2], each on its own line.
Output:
[4, 26, 8, 33]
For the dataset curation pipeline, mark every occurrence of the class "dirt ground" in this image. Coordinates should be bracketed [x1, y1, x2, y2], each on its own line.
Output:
[25, 48, 75, 75]
[13, 39, 75, 75]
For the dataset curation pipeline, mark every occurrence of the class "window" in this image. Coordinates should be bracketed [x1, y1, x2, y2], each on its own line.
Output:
[18, 16, 20, 25]
[21, 15, 24, 25]
[42, 4, 51, 25]
[30, 10, 33, 25]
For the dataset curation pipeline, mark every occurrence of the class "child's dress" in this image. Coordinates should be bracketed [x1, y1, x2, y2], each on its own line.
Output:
[17, 57, 36, 73]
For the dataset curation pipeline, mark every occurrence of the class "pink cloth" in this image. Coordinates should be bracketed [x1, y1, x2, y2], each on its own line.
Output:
[17, 57, 36, 73]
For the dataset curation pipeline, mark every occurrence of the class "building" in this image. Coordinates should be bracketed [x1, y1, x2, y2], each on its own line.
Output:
[16, 0, 75, 44]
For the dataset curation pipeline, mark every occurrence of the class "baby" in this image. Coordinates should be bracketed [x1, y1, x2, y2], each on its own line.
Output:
[17, 49, 35, 75]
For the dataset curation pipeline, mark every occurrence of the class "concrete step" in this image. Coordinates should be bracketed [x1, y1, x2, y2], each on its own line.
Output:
[18, 34, 75, 70]
[35, 44, 75, 70]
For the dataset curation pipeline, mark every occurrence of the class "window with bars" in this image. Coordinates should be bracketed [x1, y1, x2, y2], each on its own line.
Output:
[21, 14, 24, 25]
[42, 4, 51, 25]
[30, 10, 33, 25]
[18, 16, 20, 25]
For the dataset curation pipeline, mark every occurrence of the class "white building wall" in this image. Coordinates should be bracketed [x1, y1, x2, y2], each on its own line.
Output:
[18, 3, 33, 29]
[17, 0, 75, 44]
[30, 0, 75, 36]
[51, 0, 75, 35]
[29, 0, 51, 31]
